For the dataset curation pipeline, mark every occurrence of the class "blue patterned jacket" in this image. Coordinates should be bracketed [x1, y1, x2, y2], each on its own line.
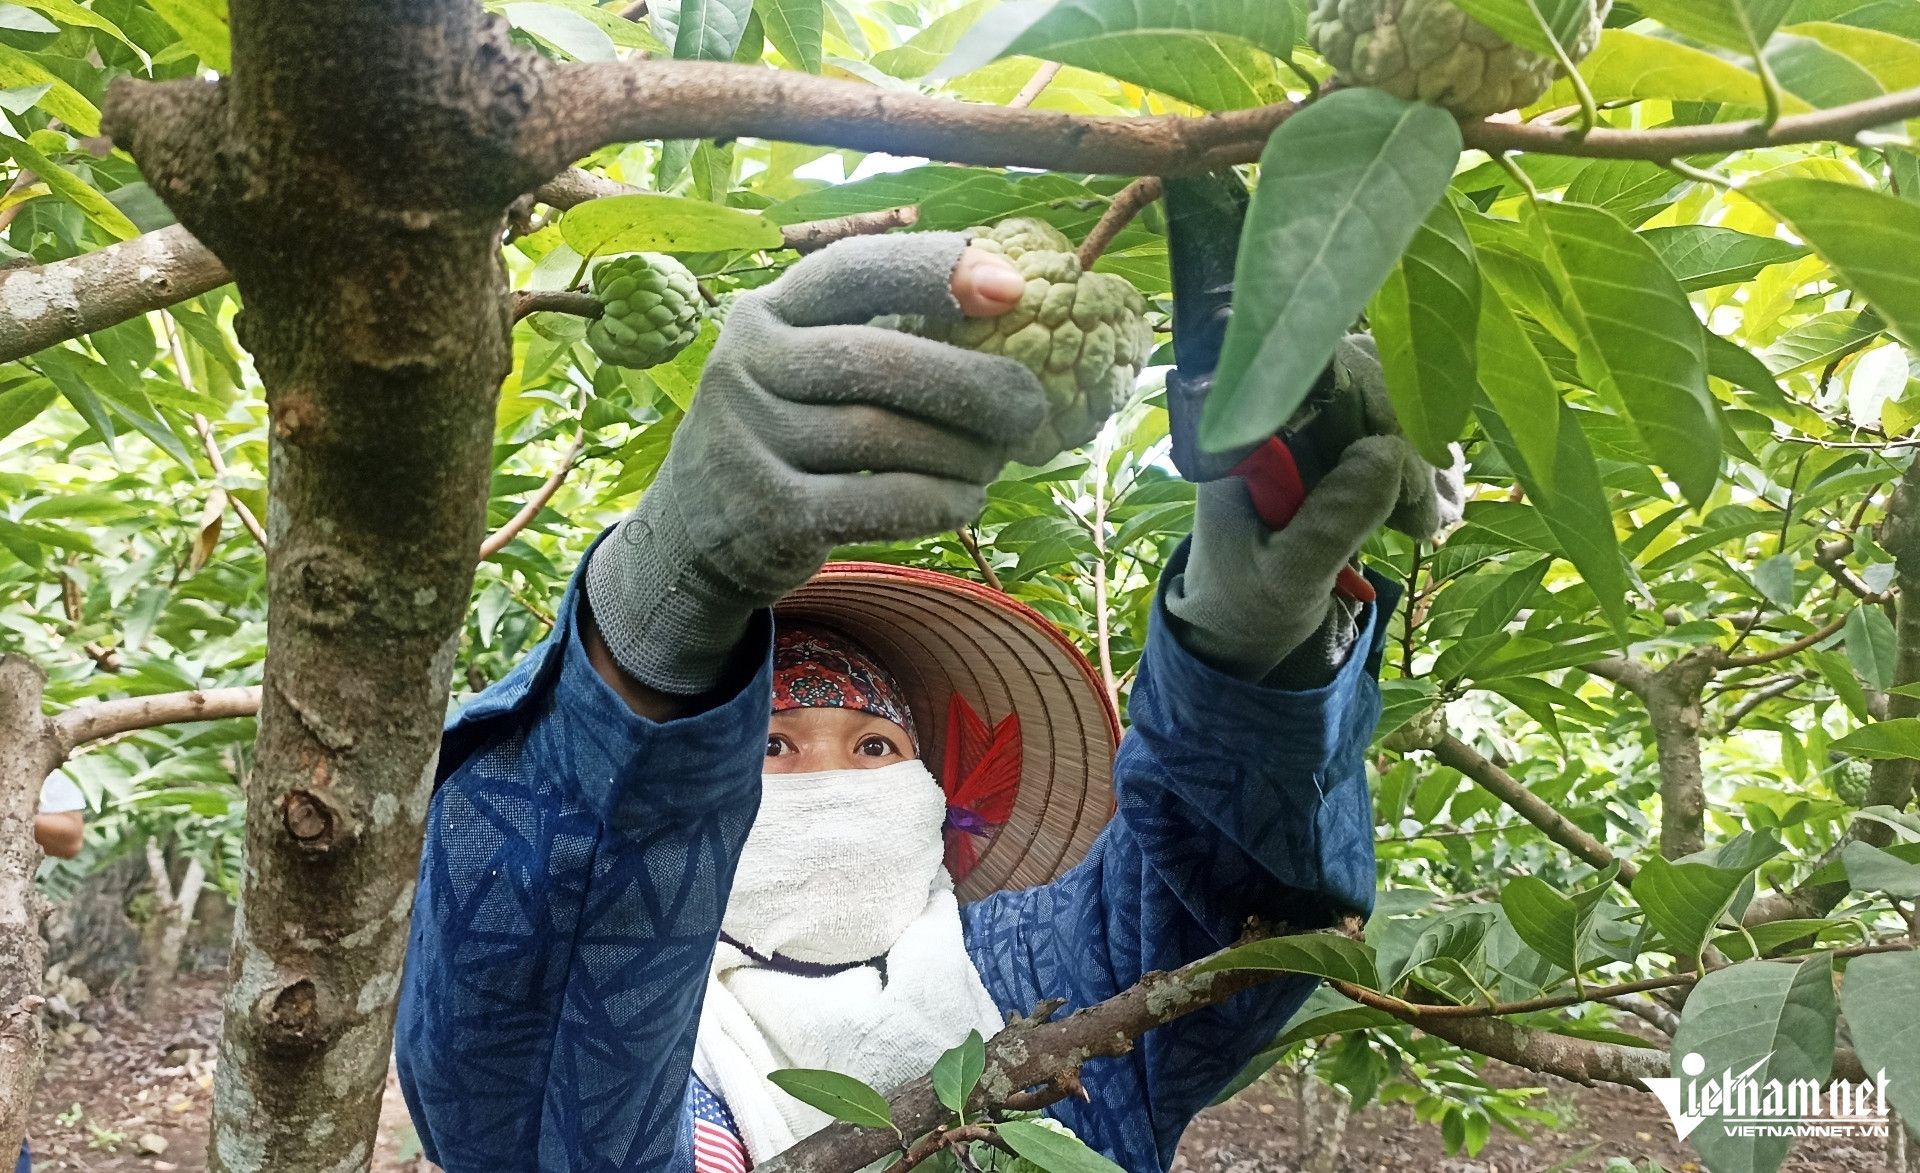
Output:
[396, 544, 1390, 1173]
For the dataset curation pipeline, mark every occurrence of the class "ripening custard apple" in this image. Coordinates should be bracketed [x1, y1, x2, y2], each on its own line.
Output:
[586, 252, 702, 369]
[1833, 757, 1873, 806]
[1308, 0, 1609, 118]
[893, 217, 1153, 467]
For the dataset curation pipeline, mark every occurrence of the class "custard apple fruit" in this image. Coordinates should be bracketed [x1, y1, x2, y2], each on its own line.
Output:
[892, 217, 1153, 466]
[1308, 0, 1608, 118]
[1833, 756, 1873, 806]
[586, 252, 702, 369]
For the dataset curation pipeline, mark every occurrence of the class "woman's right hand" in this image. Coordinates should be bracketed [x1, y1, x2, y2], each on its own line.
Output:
[585, 233, 1047, 699]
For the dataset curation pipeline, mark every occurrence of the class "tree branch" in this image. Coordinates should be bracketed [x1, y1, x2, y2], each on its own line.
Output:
[479, 434, 585, 559]
[1713, 673, 1808, 736]
[1431, 735, 1637, 886]
[955, 526, 1003, 592]
[1721, 611, 1851, 668]
[1076, 176, 1161, 269]
[510, 288, 602, 323]
[193, 414, 267, 547]
[0, 224, 228, 365]
[50, 686, 261, 755]
[785, 205, 920, 254]
[1008, 62, 1063, 110]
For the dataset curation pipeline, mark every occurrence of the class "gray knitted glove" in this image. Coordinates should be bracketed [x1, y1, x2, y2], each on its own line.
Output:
[1166, 335, 1465, 685]
[587, 233, 1048, 694]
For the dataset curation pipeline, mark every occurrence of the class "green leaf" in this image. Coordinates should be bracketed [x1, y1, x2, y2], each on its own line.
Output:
[930, 1029, 985, 1117]
[0, 44, 97, 135]
[1768, 30, 1886, 106]
[12, 0, 139, 48]
[1530, 199, 1719, 506]
[1202, 89, 1461, 451]
[1369, 198, 1479, 466]
[1462, 556, 1551, 640]
[641, 319, 716, 411]
[1384, 906, 1500, 991]
[1833, 718, 1920, 759]
[1842, 840, 1920, 896]
[1639, 225, 1811, 291]
[1813, 648, 1874, 721]
[1709, 917, 1851, 960]
[1838, 950, 1920, 1129]
[1632, 832, 1785, 957]
[146, 0, 230, 73]
[0, 376, 55, 444]
[562, 193, 782, 256]
[1669, 955, 1836, 1173]
[503, 2, 618, 60]
[765, 1069, 894, 1131]
[996, 1120, 1126, 1173]
[1373, 677, 1438, 744]
[1753, 553, 1798, 610]
[1747, 177, 1920, 349]
[1501, 863, 1619, 975]
[1474, 284, 1558, 492]
[1448, 0, 1595, 58]
[1193, 932, 1380, 990]
[675, 0, 756, 60]
[937, 0, 1295, 109]
[0, 134, 138, 241]
[1845, 604, 1897, 691]
[1634, 0, 1796, 51]
[755, 0, 822, 72]
[1761, 308, 1883, 375]
[1568, 28, 1800, 109]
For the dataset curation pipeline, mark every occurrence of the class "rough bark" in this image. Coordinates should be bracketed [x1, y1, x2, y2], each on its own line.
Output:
[0, 224, 228, 364]
[1587, 648, 1720, 860]
[1430, 734, 1636, 885]
[0, 656, 61, 1163]
[51, 685, 261, 752]
[102, 4, 557, 1168]
[139, 838, 206, 1017]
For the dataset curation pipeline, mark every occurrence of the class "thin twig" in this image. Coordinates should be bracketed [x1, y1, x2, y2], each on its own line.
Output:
[1008, 62, 1062, 110]
[1721, 609, 1855, 668]
[1076, 177, 1161, 269]
[511, 288, 602, 324]
[955, 526, 1003, 592]
[193, 414, 268, 548]
[784, 205, 919, 254]
[480, 434, 586, 560]
[1431, 735, 1637, 886]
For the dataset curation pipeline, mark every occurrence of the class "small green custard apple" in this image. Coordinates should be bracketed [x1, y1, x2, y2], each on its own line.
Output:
[1308, 0, 1609, 118]
[891, 217, 1153, 466]
[586, 252, 702, 369]
[1833, 756, 1873, 806]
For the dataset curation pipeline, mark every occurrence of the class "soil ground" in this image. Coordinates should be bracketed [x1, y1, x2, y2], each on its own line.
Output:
[23, 971, 1892, 1173]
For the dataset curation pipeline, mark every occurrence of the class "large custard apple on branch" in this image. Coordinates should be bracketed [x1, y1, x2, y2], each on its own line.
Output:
[1309, 0, 1611, 117]
[890, 218, 1153, 467]
[586, 252, 704, 369]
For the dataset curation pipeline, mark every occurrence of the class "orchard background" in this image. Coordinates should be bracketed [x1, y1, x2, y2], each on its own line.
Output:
[1, 1, 1919, 1172]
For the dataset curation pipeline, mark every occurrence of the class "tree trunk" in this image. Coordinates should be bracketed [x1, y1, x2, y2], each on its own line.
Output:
[0, 657, 62, 1161]
[1289, 1069, 1349, 1173]
[102, 4, 561, 1168]
[139, 838, 206, 1018]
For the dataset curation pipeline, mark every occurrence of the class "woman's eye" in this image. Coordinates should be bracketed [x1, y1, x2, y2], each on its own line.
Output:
[857, 735, 895, 757]
[766, 736, 791, 757]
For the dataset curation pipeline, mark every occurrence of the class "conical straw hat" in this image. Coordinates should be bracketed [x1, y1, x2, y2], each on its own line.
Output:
[775, 563, 1120, 903]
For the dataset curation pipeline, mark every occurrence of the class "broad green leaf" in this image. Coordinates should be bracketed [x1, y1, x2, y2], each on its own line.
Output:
[1194, 931, 1380, 990]
[1384, 906, 1500, 991]
[997, 1120, 1126, 1173]
[1833, 717, 1920, 758]
[1563, 29, 1804, 110]
[765, 1068, 894, 1131]
[930, 1029, 985, 1116]
[765, 165, 996, 224]
[1709, 917, 1851, 960]
[1564, 159, 1688, 228]
[562, 194, 782, 256]
[12, 0, 139, 48]
[1746, 177, 1920, 348]
[1530, 199, 1719, 506]
[0, 135, 137, 241]
[1449, 0, 1594, 58]
[1769, 30, 1887, 106]
[0, 377, 55, 443]
[1373, 677, 1438, 744]
[676, 0, 756, 61]
[504, 3, 618, 60]
[756, 0, 823, 72]
[1761, 308, 1883, 375]
[1370, 198, 1479, 466]
[1839, 950, 1920, 1129]
[499, 0, 666, 50]
[1813, 648, 1874, 720]
[0, 44, 98, 134]
[1842, 839, 1920, 896]
[1639, 225, 1811, 292]
[1790, 20, 1920, 91]
[937, 0, 1291, 109]
[146, 0, 230, 73]
[1845, 603, 1897, 690]
[1203, 90, 1460, 451]
[1634, 0, 1796, 51]
[1462, 556, 1551, 640]
[1633, 832, 1785, 957]
[1501, 863, 1618, 975]
[1753, 553, 1798, 610]
[641, 320, 716, 411]
[1668, 956, 1835, 1173]
[1474, 285, 1559, 492]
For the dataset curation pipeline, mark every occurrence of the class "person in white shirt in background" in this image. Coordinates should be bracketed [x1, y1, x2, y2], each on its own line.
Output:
[34, 773, 84, 859]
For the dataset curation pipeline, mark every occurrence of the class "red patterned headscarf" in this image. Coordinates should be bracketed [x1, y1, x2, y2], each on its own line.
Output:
[772, 626, 917, 748]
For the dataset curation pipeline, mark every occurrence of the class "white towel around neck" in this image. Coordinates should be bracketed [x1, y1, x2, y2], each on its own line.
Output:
[692, 761, 1005, 1162]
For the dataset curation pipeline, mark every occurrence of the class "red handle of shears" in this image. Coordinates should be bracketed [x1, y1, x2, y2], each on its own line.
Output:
[1228, 437, 1377, 605]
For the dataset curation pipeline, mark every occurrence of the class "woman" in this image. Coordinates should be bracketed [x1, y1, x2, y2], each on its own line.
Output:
[396, 233, 1454, 1173]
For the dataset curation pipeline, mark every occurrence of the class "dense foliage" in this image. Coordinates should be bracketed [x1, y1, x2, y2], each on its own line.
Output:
[4, 1, 1920, 1170]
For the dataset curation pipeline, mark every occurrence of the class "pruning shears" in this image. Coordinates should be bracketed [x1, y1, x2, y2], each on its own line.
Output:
[1161, 170, 1376, 604]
